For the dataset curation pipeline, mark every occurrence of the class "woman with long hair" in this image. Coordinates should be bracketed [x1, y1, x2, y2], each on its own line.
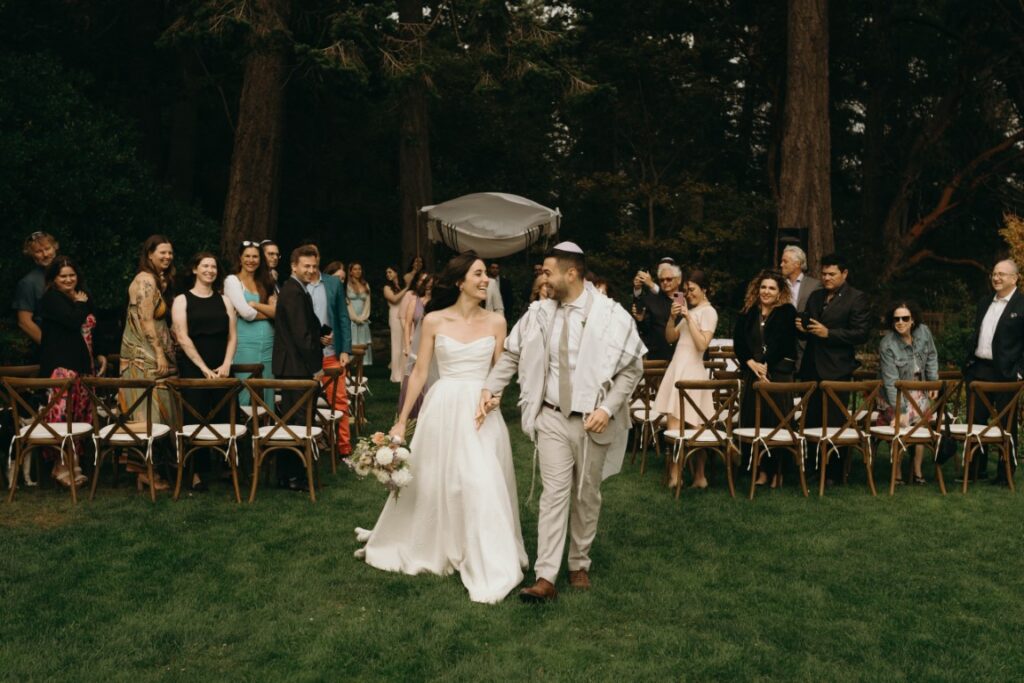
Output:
[223, 241, 277, 407]
[403, 254, 425, 287]
[357, 250, 527, 604]
[652, 269, 719, 489]
[38, 256, 106, 488]
[119, 234, 178, 491]
[733, 269, 798, 488]
[382, 265, 408, 382]
[346, 261, 373, 365]
[396, 271, 433, 418]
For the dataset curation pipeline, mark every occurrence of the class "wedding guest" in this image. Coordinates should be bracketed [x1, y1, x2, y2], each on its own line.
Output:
[119, 234, 178, 491]
[653, 270, 718, 489]
[324, 261, 346, 284]
[632, 262, 682, 362]
[305, 246, 353, 457]
[224, 242, 277, 407]
[879, 300, 938, 485]
[382, 265, 408, 383]
[39, 256, 106, 488]
[529, 275, 552, 302]
[12, 231, 60, 359]
[398, 272, 433, 418]
[260, 239, 282, 286]
[171, 252, 237, 491]
[403, 255, 425, 287]
[487, 261, 513, 316]
[733, 270, 798, 488]
[272, 245, 323, 491]
[780, 245, 822, 373]
[590, 275, 610, 296]
[347, 261, 373, 365]
[797, 253, 872, 486]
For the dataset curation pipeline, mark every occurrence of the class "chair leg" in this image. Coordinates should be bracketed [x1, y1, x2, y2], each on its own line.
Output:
[962, 444, 973, 494]
[7, 444, 22, 503]
[304, 445, 317, 503]
[889, 443, 903, 496]
[748, 443, 760, 500]
[146, 460, 157, 503]
[89, 449, 104, 501]
[248, 446, 262, 503]
[66, 442, 78, 505]
[228, 442, 242, 503]
[818, 442, 828, 497]
[173, 439, 185, 502]
[863, 442, 877, 496]
[724, 447, 736, 498]
[639, 425, 649, 476]
[796, 449, 809, 497]
[935, 460, 947, 495]
[1002, 444, 1015, 492]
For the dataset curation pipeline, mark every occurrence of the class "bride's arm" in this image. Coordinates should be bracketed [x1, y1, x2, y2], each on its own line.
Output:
[390, 313, 438, 439]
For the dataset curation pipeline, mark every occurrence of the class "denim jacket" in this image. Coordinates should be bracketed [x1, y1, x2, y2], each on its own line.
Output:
[878, 325, 939, 408]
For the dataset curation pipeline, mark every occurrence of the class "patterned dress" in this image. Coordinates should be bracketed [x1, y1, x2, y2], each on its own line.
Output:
[119, 272, 178, 426]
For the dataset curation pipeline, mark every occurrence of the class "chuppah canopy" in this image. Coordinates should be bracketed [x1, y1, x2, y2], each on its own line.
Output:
[421, 192, 561, 258]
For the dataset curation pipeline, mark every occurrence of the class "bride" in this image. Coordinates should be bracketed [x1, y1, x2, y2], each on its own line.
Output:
[355, 251, 527, 603]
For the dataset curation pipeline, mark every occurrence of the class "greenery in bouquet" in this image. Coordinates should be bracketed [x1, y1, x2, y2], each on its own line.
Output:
[344, 426, 414, 498]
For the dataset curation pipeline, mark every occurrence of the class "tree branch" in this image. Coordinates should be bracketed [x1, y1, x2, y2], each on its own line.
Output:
[903, 248, 988, 273]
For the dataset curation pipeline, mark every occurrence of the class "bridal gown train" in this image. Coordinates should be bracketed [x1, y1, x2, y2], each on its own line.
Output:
[359, 334, 527, 604]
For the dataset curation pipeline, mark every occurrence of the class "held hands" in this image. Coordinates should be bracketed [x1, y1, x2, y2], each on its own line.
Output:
[214, 362, 231, 378]
[630, 303, 646, 322]
[320, 332, 334, 347]
[747, 359, 769, 382]
[583, 408, 610, 434]
[155, 353, 169, 377]
[475, 390, 500, 429]
[389, 421, 407, 443]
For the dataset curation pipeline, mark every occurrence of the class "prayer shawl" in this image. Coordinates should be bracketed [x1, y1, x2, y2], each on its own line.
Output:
[503, 282, 646, 479]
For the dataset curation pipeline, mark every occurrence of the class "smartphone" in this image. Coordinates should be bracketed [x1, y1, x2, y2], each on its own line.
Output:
[672, 291, 687, 307]
[800, 312, 811, 328]
[320, 324, 332, 336]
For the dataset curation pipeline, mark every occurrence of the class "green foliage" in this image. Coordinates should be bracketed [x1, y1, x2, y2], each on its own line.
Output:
[0, 52, 219, 313]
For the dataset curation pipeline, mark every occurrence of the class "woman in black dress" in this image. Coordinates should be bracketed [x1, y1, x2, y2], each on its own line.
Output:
[733, 269, 798, 488]
[39, 256, 107, 488]
[170, 252, 237, 490]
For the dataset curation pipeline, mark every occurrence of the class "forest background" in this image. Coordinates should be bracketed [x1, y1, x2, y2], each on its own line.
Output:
[2, 0, 1024, 363]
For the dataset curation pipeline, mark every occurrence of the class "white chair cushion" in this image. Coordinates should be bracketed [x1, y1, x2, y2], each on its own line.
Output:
[664, 428, 727, 444]
[348, 386, 368, 396]
[946, 423, 1007, 438]
[631, 408, 663, 422]
[318, 408, 345, 420]
[256, 425, 323, 440]
[854, 409, 879, 423]
[97, 423, 172, 442]
[734, 427, 800, 444]
[18, 422, 93, 439]
[803, 427, 863, 441]
[317, 397, 329, 408]
[869, 425, 934, 439]
[179, 424, 248, 441]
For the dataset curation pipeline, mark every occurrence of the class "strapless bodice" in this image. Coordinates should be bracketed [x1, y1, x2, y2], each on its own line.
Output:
[433, 335, 495, 381]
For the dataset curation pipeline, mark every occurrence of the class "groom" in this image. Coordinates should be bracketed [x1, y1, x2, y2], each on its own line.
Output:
[478, 242, 645, 602]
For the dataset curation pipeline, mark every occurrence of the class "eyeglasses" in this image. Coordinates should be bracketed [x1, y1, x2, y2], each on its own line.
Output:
[893, 316, 912, 323]
[658, 277, 676, 282]
[992, 272, 1016, 279]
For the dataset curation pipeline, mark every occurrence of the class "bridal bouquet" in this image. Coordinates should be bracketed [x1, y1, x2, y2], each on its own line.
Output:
[344, 431, 412, 498]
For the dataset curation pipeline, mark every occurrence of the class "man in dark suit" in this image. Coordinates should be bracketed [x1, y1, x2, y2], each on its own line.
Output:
[796, 253, 872, 485]
[963, 259, 1024, 484]
[272, 244, 324, 491]
[631, 262, 681, 362]
[780, 245, 822, 374]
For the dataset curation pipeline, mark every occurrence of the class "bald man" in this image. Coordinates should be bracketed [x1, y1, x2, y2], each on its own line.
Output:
[963, 259, 1024, 484]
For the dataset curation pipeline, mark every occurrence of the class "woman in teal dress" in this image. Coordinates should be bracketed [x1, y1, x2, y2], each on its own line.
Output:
[223, 242, 277, 406]
[347, 261, 373, 365]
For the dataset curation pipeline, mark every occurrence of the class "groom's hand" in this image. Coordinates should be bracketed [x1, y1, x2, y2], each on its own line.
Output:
[475, 390, 494, 430]
[583, 408, 610, 434]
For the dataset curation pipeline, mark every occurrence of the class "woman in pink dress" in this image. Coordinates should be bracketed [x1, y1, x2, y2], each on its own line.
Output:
[652, 270, 718, 489]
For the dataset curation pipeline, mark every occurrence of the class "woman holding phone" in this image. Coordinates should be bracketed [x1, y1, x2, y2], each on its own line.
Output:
[653, 270, 718, 489]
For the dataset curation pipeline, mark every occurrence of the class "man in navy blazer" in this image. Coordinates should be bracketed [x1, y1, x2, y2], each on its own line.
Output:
[797, 253, 872, 484]
[963, 259, 1024, 484]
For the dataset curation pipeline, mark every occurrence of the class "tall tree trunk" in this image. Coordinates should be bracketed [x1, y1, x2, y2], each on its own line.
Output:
[777, 0, 833, 275]
[220, 0, 291, 257]
[398, 0, 434, 269]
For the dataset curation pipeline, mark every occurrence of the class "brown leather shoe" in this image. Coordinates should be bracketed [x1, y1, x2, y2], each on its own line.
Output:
[518, 578, 558, 603]
[568, 569, 590, 590]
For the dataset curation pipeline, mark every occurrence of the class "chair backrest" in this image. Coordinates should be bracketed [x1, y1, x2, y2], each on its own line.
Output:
[245, 378, 318, 440]
[820, 380, 882, 433]
[676, 379, 739, 442]
[753, 380, 817, 442]
[2, 376, 75, 441]
[632, 366, 666, 419]
[938, 369, 965, 420]
[703, 359, 727, 373]
[965, 380, 1024, 439]
[642, 359, 670, 372]
[230, 363, 264, 378]
[349, 345, 367, 389]
[852, 368, 878, 381]
[0, 365, 40, 379]
[80, 377, 159, 448]
[164, 378, 243, 440]
[893, 379, 947, 440]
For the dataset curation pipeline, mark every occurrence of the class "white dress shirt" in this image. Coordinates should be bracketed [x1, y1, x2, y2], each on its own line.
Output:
[545, 289, 589, 409]
[975, 291, 1014, 360]
[788, 274, 804, 308]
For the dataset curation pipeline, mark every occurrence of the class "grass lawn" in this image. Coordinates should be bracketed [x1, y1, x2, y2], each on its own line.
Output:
[2, 366, 1024, 682]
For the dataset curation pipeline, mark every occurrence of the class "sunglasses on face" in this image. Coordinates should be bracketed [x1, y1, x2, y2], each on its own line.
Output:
[893, 316, 912, 323]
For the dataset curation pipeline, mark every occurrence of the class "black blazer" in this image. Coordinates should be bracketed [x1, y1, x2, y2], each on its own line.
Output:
[272, 277, 322, 379]
[39, 289, 96, 378]
[733, 303, 798, 373]
[964, 290, 1024, 379]
[798, 283, 871, 380]
[637, 290, 676, 362]
[496, 276, 513, 312]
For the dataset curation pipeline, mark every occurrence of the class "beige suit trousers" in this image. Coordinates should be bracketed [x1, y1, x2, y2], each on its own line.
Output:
[533, 406, 609, 583]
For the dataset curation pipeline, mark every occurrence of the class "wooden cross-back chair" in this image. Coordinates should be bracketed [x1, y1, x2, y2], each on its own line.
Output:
[81, 377, 172, 502]
[629, 364, 667, 474]
[232, 363, 266, 422]
[165, 378, 246, 502]
[245, 378, 322, 503]
[0, 365, 41, 488]
[938, 369, 966, 424]
[868, 379, 949, 496]
[664, 379, 740, 499]
[804, 380, 882, 497]
[317, 365, 345, 474]
[347, 346, 368, 439]
[947, 380, 1024, 493]
[3, 376, 92, 503]
[736, 381, 817, 500]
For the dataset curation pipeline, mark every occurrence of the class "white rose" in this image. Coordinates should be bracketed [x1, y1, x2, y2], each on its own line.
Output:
[373, 469, 390, 484]
[390, 468, 413, 488]
[374, 447, 395, 467]
[354, 462, 371, 477]
[393, 447, 410, 462]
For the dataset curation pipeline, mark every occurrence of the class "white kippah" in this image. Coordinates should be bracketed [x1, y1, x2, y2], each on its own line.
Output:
[552, 241, 584, 254]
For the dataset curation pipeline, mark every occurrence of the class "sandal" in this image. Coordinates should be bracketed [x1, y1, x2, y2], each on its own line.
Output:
[51, 468, 74, 489]
[136, 473, 170, 492]
[912, 476, 927, 485]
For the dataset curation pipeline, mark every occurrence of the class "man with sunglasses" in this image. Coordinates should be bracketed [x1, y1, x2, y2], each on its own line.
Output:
[12, 231, 60, 359]
[631, 261, 682, 361]
[963, 259, 1024, 484]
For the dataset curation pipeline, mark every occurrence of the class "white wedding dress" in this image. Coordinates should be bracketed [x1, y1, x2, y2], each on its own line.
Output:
[358, 334, 527, 603]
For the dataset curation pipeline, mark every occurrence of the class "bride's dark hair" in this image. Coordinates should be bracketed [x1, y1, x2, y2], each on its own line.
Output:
[425, 250, 484, 314]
